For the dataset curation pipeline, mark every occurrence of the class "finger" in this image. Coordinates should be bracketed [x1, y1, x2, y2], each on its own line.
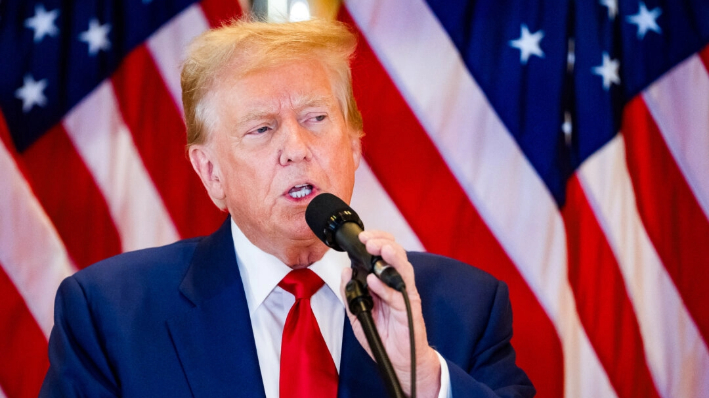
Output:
[363, 238, 408, 265]
[366, 273, 407, 312]
[370, 240, 407, 262]
[380, 244, 416, 289]
[361, 239, 417, 295]
[359, 230, 395, 244]
[362, 240, 415, 292]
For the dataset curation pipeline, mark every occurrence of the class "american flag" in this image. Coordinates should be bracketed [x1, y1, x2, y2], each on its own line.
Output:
[1, 0, 707, 397]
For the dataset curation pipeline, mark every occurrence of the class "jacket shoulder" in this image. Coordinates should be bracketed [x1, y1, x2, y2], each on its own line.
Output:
[74, 237, 201, 285]
[65, 237, 204, 311]
[408, 251, 501, 299]
[407, 252, 510, 364]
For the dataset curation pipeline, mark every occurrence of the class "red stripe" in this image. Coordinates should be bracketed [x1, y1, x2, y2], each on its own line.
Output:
[0, 109, 11, 151]
[339, 9, 564, 398]
[199, 0, 243, 28]
[0, 263, 49, 398]
[0, 109, 17, 157]
[700, 44, 709, 73]
[562, 176, 661, 398]
[111, 45, 226, 239]
[21, 124, 121, 268]
[622, 96, 709, 345]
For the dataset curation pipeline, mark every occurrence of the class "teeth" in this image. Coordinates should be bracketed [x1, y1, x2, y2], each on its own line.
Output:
[289, 185, 312, 199]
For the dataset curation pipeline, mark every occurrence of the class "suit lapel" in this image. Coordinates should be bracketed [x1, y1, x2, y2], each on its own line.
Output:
[167, 219, 266, 398]
[337, 316, 388, 397]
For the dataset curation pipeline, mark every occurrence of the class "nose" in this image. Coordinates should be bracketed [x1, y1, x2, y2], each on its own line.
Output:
[278, 119, 313, 165]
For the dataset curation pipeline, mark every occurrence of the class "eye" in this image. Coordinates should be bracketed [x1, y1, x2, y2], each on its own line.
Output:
[253, 126, 271, 134]
[301, 111, 327, 125]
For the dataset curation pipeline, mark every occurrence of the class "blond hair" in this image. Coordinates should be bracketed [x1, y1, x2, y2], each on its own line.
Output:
[181, 18, 363, 147]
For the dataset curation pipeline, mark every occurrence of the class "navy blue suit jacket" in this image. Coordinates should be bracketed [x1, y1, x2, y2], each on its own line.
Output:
[40, 219, 534, 397]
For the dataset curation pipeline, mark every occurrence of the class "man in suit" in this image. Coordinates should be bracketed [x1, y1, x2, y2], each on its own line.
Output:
[40, 19, 534, 398]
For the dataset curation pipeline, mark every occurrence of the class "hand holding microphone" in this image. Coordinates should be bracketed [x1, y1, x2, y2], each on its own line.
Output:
[304, 193, 405, 291]
[305, 193, 442, 398]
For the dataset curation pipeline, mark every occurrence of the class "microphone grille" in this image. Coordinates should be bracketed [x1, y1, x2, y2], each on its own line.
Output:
[305, 193, 359, 246]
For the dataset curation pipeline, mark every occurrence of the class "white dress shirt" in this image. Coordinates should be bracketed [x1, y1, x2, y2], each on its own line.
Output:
[231, 219, 451, 398]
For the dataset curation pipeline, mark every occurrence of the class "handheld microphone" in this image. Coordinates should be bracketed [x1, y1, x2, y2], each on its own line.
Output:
[305, 193, 405, 291]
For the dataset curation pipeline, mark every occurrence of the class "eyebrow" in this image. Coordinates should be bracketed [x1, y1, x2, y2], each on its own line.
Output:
[236, 110, 277, 128]
[291, 94, 333, 111]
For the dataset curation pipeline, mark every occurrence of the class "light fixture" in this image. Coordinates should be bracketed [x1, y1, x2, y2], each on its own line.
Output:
[289, 0, 310, 22]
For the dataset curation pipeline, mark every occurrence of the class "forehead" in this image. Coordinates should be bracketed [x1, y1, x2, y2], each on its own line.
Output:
[214, 59, 339, 115]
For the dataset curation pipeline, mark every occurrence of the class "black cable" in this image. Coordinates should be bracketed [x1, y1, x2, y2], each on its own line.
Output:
[400, 287, 415, 398]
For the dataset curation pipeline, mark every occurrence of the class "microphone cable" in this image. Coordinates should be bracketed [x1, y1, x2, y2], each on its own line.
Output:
[380, 267, 416, 398]
[399, 286, 416, 398]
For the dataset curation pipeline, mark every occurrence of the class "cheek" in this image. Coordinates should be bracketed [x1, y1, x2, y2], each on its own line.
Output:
[324, 143, 357, 182]
[225, 158, 275, 200]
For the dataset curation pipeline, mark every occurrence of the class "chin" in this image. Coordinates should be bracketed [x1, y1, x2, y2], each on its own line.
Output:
[282, 220, 318, 242]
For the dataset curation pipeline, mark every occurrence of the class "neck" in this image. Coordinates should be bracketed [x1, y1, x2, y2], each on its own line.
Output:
[237, 225, 330, 269]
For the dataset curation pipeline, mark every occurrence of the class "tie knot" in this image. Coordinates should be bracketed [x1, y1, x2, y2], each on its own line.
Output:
[278, 269, 324, 299]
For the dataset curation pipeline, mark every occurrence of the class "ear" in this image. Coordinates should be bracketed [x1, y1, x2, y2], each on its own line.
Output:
[189, 144, 227, 210]
[350, 134, 362, 170]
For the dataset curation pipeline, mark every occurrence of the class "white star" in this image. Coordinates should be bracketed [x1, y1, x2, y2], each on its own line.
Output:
[79, 18, 111, 56]
[509, 24, 545, 65]
[24, 4, 60, 43]
[600, 0, 618, 21]
[592, 52, 620, 90]
[15, 74, 48, 113]
[626, 2, 662, 39]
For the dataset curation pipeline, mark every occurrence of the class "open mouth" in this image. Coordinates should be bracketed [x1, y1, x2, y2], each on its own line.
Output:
[288, 184, 313, 199]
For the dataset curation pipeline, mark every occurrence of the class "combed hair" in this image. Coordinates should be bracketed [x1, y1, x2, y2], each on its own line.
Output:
[181, 18, 364, 148]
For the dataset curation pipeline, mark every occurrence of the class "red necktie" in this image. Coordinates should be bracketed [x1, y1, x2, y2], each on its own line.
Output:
[279, 269, 338, 398]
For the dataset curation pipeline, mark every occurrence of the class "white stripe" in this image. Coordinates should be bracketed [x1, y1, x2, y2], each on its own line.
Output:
[642, 55, 709, 220]
[62, 81, 180, 252]
[345, 1, 616, 397]
[578, 134, 709, 398]
[352, 160, 425, 252]
[0, 140, 75, 337]
[147, 4, 210, 114]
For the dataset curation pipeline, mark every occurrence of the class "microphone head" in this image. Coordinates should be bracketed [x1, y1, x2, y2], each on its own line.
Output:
[305, 193, 364, 251]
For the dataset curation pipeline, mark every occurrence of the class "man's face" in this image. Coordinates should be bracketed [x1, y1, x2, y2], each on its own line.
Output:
[200, 59, 361, 254]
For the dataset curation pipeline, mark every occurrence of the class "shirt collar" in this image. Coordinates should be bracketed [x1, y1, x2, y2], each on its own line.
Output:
[230, 218, 350, 315]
